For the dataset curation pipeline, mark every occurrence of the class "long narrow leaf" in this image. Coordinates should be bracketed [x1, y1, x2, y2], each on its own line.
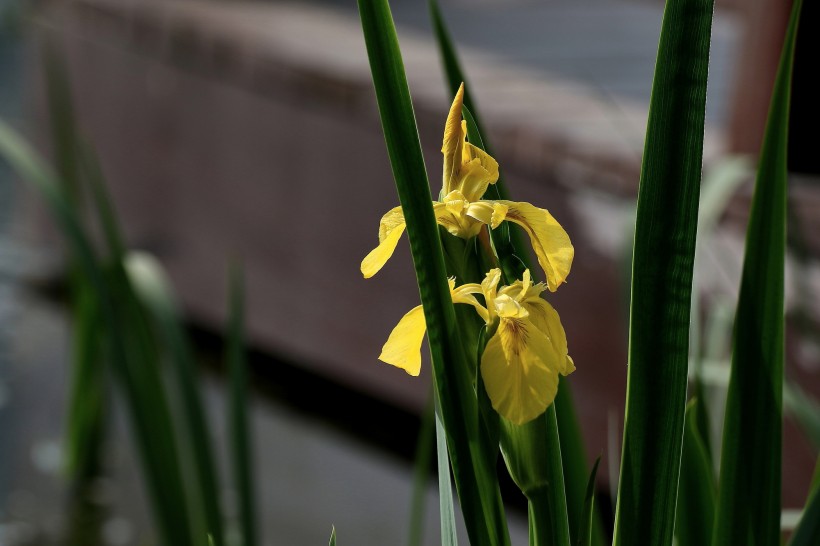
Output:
[712, 1, 803, 543]
[357, 1, 510, 545]
[613, 0, 714, 543]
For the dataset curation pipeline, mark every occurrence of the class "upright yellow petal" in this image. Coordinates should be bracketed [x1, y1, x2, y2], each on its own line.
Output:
[497, 201, 574, 292]
[442, 83, 466, 195]
[459, 138, 500, 202]
[361, 207, 407, 278]
[481, 317, 560, 425]
[379, 305, 426, 376]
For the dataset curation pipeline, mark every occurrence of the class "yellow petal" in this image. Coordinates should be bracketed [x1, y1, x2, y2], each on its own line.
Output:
[361, 208, 407, 278]
[459, 138, 500, 202]
[524, 298, 575, 376]
[442, 83, 466, 195]
[481, 317, 560, 425]
[379, 305, 426, 376]
[498, 201, 574, 292]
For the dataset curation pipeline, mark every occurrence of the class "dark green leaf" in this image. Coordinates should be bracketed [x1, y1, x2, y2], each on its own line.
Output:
[613, 0, 714, 543]
[357, 0, 510, 544]
[227, 266, 257, 546]
[712, 1, 802, 544]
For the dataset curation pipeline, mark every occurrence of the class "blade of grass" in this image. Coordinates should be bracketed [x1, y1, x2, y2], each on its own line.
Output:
[712, 1, 802, 544]
[674, 400, 716, 546]
[427, 4, 600, 538]
[227, 265, 257, 546]
[329, 526, 337, 546]
[612, 0, 714, 543]
[0, 120, 194, 546]
[126, 252, 226, 546]
[577, 457, 601, 546]
[357, 1, 510, 544]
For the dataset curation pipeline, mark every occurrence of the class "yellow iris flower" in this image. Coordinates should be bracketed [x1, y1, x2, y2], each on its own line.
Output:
[380, 268, 575, 425]
[360, 83, 574, 292]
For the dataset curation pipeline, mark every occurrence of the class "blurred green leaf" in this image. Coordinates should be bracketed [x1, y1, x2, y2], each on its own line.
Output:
[784, 381, 820, 451]
[126, 253, 225, 546]
[227, 266, 257, 546]
[613, 0, 714, 543]
[357, 0, 510, 544]
[712, 1, 802, 544]
[788, 486, 820, 546]
[329, 526, 337, 546]
[675, 400, 716, 546]
[0, 120, 194, 546]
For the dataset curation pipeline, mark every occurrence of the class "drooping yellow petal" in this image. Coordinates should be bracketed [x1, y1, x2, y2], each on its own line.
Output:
[481, 317, 560, 425]
[377, 206, 407, 242]
[379, 305, 426, 376]
[442, 83, 466, 195]
[497, 201, 574, 292]
[361, 220, 406, 278]
[524, 297, 575, 376]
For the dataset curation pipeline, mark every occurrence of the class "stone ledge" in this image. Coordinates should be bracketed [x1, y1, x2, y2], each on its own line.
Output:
[53, 0, 723, 197]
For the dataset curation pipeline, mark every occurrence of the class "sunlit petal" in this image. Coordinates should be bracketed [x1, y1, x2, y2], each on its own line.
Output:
[481, 317, 560, 425]
[498, 201, 573, 292]
[361, 221, 406, 279]
[379, 305, 426, 376]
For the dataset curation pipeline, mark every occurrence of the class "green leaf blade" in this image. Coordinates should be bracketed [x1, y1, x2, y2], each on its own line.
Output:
[357, 1, 509, 544]
[613, 0, 715, 543]
[712, 1, 803, 543]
